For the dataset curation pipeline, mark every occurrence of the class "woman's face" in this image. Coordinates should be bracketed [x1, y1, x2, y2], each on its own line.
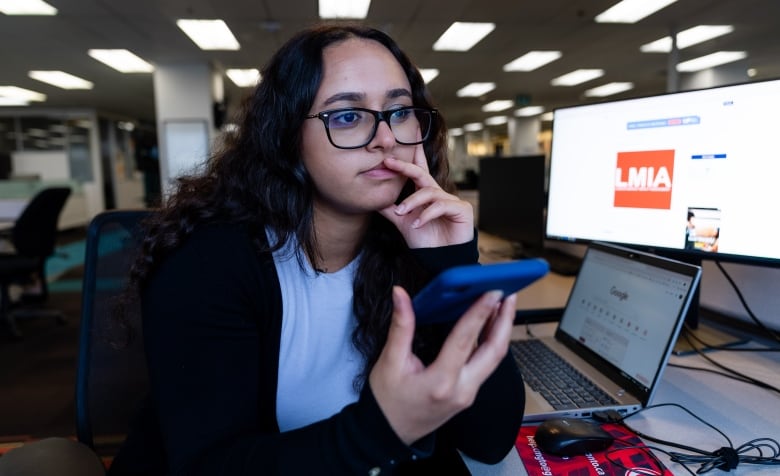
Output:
[301, 37, 417, 218]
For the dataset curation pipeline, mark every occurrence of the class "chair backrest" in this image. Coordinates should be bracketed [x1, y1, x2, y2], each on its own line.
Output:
[12, 186, 71, 258]
[75, 209, 153, 451]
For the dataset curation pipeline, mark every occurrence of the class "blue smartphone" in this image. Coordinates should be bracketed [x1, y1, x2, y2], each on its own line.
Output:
[412, 259, 549, 324]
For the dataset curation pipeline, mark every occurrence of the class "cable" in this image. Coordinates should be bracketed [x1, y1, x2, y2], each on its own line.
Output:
[667, 361, 756, 384]
[678, 332, 780, 395]
[523, 319, 535, 339]
[594, 404, 780, 474]
[714, 260, 780, 344]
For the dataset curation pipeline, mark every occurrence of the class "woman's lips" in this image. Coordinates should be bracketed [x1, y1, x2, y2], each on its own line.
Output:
[362, 163, 401, 179]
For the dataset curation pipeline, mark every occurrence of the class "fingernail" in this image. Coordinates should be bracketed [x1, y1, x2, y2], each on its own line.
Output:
[487, 290, 504, 302]
[396, 203, 407, 214]
[412, 219, 421, 228]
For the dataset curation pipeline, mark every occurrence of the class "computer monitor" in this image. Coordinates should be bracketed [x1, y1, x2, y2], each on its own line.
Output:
[478, 155, 546, 253]
[545, 78, 780, 345]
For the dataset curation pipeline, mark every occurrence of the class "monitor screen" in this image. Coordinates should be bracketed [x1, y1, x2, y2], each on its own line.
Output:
[546, 78, 780, 267]
[478, 155, 546, 252]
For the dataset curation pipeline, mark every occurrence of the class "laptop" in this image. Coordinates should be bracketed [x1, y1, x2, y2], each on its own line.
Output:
[511, 241, 702, 421]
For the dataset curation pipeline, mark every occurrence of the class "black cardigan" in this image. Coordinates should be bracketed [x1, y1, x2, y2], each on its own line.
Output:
[109, 223, 525, 475]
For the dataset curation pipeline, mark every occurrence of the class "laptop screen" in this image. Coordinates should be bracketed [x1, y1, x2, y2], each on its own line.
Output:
[557, 245, 698, 392]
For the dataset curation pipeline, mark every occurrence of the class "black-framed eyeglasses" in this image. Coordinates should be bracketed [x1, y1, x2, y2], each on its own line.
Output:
[305, 106, 437, 149]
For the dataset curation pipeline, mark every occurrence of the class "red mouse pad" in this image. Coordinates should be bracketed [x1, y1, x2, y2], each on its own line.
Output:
[516, 423, 673, 476]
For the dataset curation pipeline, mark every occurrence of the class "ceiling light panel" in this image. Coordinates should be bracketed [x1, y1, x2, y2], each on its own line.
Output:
[226, 69, 261, 87]
[595, 0, 678, 24]
[29, 71, 93, 89]
[448, 128, 464, 136]
[419, 68, 440, 84]
[482, 100, 514, 112]
[640, 25, 735, 53]
[550, 69, 605, 86]
[584, 82, 634, 97]
[456, 82, 496, 97]
[176, 19, 240, 51]
[676, 51, 748, 72]
[503, 51, 562, 72]
[0, 86, 47, 102]
[319, 0, 371, 19]
[0, 97, 29, 106]
[515, 106, 545, 117]
[433, 22, 496, 52]
[0, 0, 57, 15]
[88, 49, 154, 73]
[484, 116, 508, 125]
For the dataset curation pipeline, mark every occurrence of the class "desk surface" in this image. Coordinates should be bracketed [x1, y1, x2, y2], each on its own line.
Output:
[465, 322, 780, 475]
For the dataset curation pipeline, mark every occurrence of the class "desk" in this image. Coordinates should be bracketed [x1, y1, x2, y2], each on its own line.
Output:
[465, 322, 780, 475]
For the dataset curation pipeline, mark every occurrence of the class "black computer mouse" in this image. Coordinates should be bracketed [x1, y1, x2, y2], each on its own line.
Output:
[534, 418, 615, 456]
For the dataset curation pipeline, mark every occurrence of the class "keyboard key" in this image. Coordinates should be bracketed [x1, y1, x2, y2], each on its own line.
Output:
[510, 340, 618, 409]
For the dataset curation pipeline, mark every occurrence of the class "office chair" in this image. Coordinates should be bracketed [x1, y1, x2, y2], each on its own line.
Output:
[75, 209, 152, 458]
[0, 186, 71, 338]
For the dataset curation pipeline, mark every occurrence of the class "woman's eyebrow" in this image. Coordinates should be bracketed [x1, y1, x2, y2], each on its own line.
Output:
[320, 88, 412, 107]
[322, 92, 365, 107]
[387, 88, 412, 100]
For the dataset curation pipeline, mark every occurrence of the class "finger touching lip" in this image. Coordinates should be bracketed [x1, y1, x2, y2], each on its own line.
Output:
[362, 163, 402, 179]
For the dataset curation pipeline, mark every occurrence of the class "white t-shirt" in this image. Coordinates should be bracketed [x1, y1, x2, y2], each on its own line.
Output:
[271, 232, 364, 432]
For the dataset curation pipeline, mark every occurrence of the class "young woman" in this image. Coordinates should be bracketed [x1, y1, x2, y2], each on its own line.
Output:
[109, 24, 526, 475]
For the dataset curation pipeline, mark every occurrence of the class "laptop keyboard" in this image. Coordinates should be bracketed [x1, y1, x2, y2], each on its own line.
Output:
[510, 339, 618, 410]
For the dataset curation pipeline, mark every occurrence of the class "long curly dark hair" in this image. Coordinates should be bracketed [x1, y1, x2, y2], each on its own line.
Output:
[127, 24, 453, 383]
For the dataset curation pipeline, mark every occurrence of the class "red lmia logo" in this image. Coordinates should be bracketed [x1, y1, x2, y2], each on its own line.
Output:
[614, 150, 675, 209]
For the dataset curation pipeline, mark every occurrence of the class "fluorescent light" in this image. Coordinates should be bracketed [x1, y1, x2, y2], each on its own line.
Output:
[0, 97, 29, 106]
[515, 106, 545, 117]
[640, 25, 734, 53]
[29, 71, 93, 90]
[226, 68, 260, 87]
[482, 100, 514, 112]
[419, 68, 440, 84]
[585, 82, 634, 97]
[176, 19, 240, 50]
[0, 0, 57, 15]
[449, 128, 464, 136]
[595, 0, 677, 24]
[463, 122, 484, 132]
[541, 112, 554, 122]
[0, 86, 46, 102]
[550, 69, 604, 86]
[456, 82, 496, 97]
[433, 22, 495, 52]
[503, 51, 562, 72]
[88, 49, 154, 73]
[318, 0, 371, 19]
[26, 128, 48, 138]
[676, 51, 748, 72]
[484, 116, 508, 126]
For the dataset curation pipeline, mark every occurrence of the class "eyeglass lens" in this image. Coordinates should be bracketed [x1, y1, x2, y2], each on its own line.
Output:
[326, 108, 432, 148]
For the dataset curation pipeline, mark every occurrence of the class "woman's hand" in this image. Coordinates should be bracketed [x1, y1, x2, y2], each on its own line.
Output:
[368, 286, 517, 446]
[379, 144, 474, 248]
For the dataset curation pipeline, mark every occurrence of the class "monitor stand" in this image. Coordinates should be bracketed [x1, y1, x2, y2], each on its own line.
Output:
[672, 278, 749, 355]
